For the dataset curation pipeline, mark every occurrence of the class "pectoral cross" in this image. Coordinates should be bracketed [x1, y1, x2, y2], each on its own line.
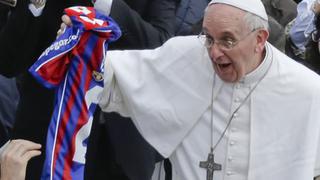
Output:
[199, 150, 222, 180]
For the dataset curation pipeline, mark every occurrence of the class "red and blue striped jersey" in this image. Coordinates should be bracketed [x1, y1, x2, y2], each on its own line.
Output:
[29, 6, 121, 180]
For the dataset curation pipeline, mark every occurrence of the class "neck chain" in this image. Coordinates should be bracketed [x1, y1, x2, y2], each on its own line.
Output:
[209, 73, 261, 152]
[210, 55, 272, 153]
[210, 73, 265, 152]
[200, 49, 273, 180]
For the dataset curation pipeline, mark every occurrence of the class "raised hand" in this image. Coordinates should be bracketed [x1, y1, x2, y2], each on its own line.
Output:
[56, 15, 73, 38]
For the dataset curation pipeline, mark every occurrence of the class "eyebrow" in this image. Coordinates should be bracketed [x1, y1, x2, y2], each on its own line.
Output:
[221, 31, 234, 37]
[202, 27, 236, 40]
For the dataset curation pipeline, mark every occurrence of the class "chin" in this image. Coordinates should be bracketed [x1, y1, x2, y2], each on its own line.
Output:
[217, 75, 235, 83]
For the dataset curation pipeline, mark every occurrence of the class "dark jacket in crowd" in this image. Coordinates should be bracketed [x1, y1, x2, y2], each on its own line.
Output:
[174, 0, 210, 35]
[0, 4, 10, 29]
[0, 75, 19, 146]
[0, 3, 17, 146]
[262, 0, 297, 27]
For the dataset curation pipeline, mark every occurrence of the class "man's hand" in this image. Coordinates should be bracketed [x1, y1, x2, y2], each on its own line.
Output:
[0, 140, 41, 180]
[56, 15, 73, 38]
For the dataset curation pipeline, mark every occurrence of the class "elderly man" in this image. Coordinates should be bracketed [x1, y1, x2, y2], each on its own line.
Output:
[57, 0, 320, 179]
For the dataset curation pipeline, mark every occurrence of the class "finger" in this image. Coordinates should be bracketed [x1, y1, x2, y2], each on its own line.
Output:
[61, 15, 72, 26]
[21, 150, 41, 162]
[2, 140, 41, 158]
[57, 15, 72, 39]
[13, 139, 41, 149]
[10, 139, 41, 154]
[60, 23, 67, 34]
[21, 141, 42, 152]
[60, 22, 66, 29]
[56, 27, 67, 39]
[56, 29, 63, 39]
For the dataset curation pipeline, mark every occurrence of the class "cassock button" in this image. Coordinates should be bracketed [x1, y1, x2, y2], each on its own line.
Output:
[234, 98, 240, 102]
[226, 171, 232, 176]
[229, 141, 235, 146]
[228, 156, 233, 161]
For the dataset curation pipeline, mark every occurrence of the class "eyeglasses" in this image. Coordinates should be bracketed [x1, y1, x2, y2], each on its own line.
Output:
[197, 28, 258, 51]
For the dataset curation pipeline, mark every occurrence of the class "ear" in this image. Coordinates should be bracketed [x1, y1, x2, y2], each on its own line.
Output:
[255, 29, 269, 53]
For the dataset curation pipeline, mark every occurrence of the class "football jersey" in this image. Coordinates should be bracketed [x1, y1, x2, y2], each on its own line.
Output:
[29, 6, 121, 180]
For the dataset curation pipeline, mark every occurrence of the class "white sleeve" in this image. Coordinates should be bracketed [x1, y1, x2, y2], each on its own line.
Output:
[98, 36, 213, 157]
[98, 53, 130, 117]
[94, 0, 113, 16]
[28, 3, 45, 17]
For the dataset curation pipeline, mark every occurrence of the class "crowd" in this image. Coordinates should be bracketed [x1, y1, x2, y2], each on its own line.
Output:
[0, 0, 320, 180]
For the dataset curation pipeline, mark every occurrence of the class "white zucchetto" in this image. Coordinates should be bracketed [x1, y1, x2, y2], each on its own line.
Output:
[209, 0, 268, 21]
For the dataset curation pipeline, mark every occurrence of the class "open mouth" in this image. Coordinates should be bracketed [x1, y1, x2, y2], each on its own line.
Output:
[217, 63, 232, 70]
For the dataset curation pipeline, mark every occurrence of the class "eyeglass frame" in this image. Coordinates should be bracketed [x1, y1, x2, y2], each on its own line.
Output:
[197, 28, 260, 51]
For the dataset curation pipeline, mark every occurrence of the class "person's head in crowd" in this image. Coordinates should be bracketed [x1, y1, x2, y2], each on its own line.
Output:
[304, 13, 320, 74]
[199, 0, 269, 82]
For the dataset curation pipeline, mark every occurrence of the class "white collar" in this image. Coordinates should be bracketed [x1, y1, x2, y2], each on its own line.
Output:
[240, 43, 273, 85]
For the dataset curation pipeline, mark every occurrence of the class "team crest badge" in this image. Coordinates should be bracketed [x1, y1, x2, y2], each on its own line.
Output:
[92, 70, 104, 82]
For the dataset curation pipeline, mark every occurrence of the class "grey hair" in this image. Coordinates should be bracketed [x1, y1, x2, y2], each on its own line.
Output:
[243, 12, 269, 31]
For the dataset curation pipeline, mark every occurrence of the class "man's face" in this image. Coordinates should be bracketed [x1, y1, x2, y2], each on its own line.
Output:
[202, 4, 263, 83]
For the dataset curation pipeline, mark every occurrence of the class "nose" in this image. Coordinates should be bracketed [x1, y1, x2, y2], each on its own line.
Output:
[208, 43, 224, 62]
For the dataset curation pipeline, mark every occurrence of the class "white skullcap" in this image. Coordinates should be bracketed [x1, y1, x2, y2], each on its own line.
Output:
[208, 0, 268, 21]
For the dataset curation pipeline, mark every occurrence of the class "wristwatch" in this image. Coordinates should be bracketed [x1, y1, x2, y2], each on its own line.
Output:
[30, 0, 46, 9]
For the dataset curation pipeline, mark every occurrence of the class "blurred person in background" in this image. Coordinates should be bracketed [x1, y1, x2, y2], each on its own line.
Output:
[286, 0, 320, 64]
[305, 9, 320, 73]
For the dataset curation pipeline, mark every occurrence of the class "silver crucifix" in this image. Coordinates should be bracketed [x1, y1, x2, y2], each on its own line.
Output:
[199, 151, 222, 180]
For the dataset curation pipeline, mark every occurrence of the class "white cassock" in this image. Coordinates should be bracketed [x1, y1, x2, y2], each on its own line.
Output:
[99, 36, 320, 180]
